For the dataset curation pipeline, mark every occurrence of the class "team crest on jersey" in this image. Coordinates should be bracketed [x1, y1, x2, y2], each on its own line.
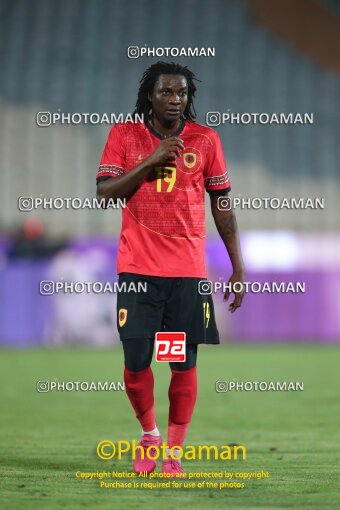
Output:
[179, 147, 202, 174]
[118, 308, 128, 327]
[183, 152, 197, 169]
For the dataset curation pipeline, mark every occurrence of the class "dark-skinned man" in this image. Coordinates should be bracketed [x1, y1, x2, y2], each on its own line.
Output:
[96, 61, 245, 476]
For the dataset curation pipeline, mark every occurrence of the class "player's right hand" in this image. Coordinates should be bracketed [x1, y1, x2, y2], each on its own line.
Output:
[147, 137, 185, 167]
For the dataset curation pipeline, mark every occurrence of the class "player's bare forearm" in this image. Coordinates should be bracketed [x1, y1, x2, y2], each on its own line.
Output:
[96, 159, 155, 203]
[97, 136, 185, 204]
[210, 193, 245, 274]
[210, 193, 246, 312]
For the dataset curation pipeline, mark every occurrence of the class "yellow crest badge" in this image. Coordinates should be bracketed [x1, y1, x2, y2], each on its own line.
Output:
[118, 308, 128, 327]
[183, 152, 197, 169]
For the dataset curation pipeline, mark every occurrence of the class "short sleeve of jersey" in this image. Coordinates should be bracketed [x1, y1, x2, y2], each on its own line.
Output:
[97, 124, 126, 180]
[204, 131, 231, 192]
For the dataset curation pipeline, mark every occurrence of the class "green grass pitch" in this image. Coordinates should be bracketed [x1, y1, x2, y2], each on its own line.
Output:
[1, 344, 340, 510]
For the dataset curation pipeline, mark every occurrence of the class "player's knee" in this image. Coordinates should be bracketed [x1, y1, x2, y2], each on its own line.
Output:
[122, 338, 154, 372]
[124, 358, 151, 372]
[170, 360, 196, 371]
[170, 344, 197, 371]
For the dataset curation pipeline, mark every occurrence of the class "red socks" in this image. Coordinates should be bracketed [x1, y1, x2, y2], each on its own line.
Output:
[124, 366, 156, 432]
[124, 365, 198, 447]
[167, 366, 198, 448]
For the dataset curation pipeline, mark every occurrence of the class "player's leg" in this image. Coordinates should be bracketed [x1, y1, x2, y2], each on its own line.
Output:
[161, 278, 219, 475]
[162, 344, 198, 475]
[122, 338, 162, 474]
[122, 337, 158, 433]
[117, 273, 167, 472]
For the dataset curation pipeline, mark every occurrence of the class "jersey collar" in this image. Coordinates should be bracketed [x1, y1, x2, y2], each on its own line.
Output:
[146, 117, 185, 140]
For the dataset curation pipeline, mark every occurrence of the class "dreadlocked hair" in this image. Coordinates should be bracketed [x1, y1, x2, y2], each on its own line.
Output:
[134, 61, 200, 121]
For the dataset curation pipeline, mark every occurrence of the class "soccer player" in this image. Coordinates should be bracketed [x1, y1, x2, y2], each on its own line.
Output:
[96, 61, 245, 476]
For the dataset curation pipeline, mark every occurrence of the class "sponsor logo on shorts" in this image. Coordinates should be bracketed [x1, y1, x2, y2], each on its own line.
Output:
[118, 308, 128, 327]
[155, 332, 186, 362]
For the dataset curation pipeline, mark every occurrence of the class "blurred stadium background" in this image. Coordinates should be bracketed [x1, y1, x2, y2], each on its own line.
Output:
[0, 0, 340, 347]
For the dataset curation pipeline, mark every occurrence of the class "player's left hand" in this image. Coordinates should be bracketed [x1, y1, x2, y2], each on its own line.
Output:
[223, 271, 245, 313]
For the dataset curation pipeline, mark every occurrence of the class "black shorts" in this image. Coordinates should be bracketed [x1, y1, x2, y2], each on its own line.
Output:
[116, 273, 220, 345]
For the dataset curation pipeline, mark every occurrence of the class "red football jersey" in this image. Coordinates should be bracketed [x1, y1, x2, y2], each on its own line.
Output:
[97, 120, 230, 277]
